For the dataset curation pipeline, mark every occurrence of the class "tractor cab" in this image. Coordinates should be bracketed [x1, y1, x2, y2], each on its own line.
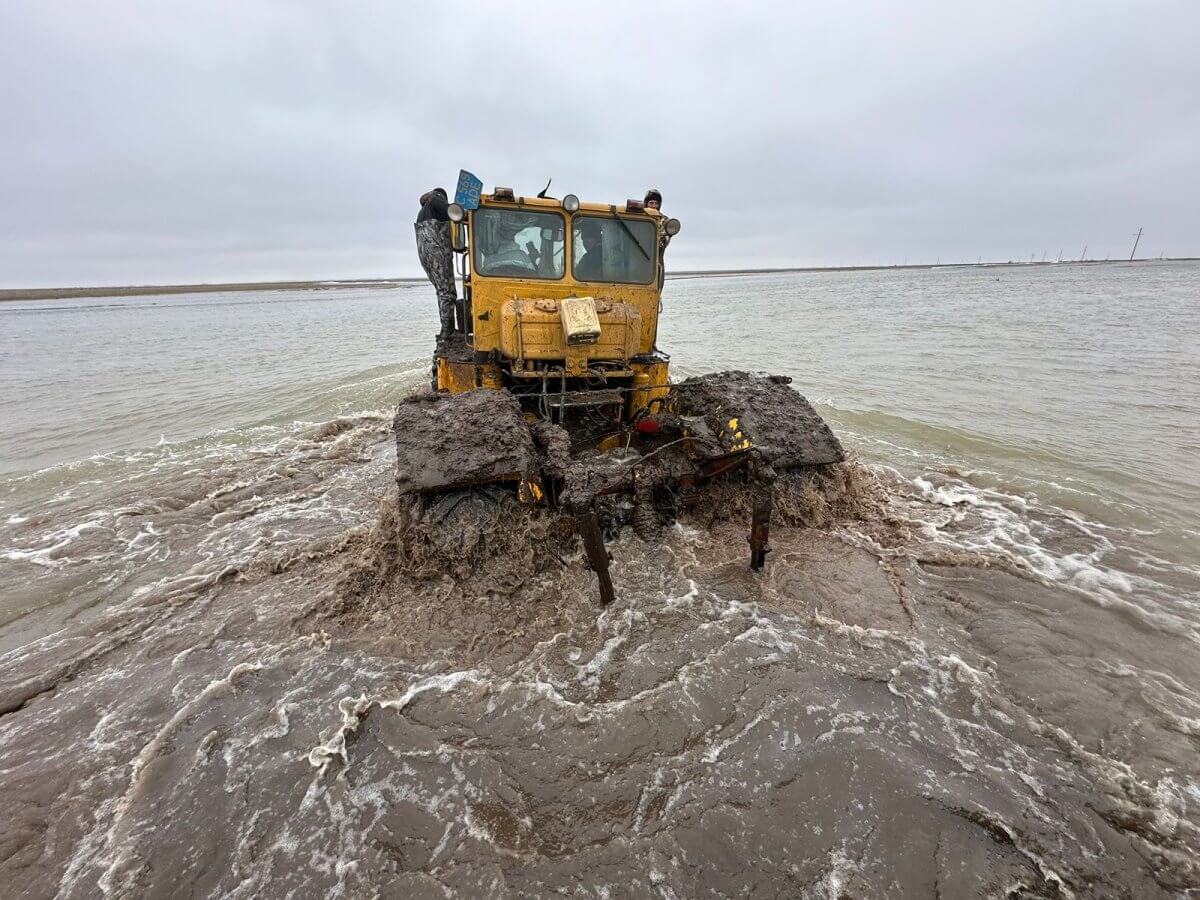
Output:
[436, 188, 681, 432]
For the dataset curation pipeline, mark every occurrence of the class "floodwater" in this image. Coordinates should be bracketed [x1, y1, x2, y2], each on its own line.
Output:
[1, 261, 1198, 897]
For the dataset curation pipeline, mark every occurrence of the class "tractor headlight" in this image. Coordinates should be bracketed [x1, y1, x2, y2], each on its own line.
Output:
[562, 193, 580, 213]
[665, 217, 681, 236]
[447, 202, 465, 222]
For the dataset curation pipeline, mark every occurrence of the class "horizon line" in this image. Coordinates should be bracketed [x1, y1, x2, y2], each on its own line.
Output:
[2, 257, 1197, 302]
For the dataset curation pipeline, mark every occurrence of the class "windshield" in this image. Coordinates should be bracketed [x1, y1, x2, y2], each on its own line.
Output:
[473, 208, 565, 279]
[572, 215, 656, 284]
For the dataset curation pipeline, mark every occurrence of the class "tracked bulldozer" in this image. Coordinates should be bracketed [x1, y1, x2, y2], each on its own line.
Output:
[395, 185, 844, 603]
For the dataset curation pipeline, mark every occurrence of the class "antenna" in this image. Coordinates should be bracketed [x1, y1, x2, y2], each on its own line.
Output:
[1129, 227, 1143, 261]
[536, 178, 552, 199]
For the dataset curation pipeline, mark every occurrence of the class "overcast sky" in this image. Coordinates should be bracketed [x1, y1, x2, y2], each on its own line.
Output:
[2, 1, 1198, 287]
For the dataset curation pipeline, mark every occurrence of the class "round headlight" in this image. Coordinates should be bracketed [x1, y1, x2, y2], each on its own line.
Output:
[665, 217, 681, 236]
[447, 202, 465, 222]
[562, 193, 580, 213]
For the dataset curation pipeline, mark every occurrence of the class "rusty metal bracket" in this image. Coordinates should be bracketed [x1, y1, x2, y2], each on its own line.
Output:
[574, 503, 615, 605]
[748, 455, 776, 571]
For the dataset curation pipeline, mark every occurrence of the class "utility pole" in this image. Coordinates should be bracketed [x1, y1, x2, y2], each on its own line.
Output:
[1057, 248, 1063, 262]
[1081, 244, 1087, 261]
[1129, 227, 1143, 261]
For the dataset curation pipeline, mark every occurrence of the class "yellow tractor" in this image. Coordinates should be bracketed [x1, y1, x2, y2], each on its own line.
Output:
[395, 185, 843, 603]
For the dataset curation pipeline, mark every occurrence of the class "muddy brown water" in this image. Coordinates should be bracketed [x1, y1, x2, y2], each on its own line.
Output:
[2, 264, 1199, 897]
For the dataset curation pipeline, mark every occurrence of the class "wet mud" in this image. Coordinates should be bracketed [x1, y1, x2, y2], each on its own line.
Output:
[671, 371, 845, 467]
[2, 407, 1199, 898]
[393, 390, 540, 496]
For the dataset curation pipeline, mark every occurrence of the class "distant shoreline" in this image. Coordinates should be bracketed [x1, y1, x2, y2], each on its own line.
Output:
[0, 278, 424, 303]
[667, 257, 1199, 280]
[2, 258, 1196, 302]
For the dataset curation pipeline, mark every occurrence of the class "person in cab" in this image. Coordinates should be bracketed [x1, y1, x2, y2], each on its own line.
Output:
[481, 221, 536, 274]
[574, 220, 605, 281]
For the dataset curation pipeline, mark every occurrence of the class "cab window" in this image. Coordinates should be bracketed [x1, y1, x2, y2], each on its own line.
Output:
[572, 215, 656, 284]
[473, 208, 565, 279]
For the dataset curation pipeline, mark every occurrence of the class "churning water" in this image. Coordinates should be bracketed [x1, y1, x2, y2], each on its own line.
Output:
[1, 261, 1198, 897]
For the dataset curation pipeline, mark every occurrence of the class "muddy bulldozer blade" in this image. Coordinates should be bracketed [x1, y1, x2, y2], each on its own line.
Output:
[668, 371, 844, 571]
[393, 389, 540, 496]
[392, 372, 844, 607]
[668, 371, 844, 469]
[393, 389, 614, 602]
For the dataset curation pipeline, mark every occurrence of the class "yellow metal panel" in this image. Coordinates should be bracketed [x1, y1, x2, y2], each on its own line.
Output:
[437, 358, 478, 394]
[479, 364, 503, 389]
[498, 297, 640, 364]
[564, 346, 588, 377]
[475, 281, 658, 358]
[629, 358, 671, 417]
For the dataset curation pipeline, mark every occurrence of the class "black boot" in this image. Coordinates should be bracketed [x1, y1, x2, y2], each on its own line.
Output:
[436, 314, 455, 348]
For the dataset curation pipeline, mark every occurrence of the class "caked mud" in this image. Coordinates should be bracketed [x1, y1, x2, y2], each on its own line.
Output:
[2, 404, 1199, 898]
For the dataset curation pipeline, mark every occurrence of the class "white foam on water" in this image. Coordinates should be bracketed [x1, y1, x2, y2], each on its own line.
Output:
[814, 847, 862, 899]
[888, 465, 1200, 637]
[704, 710, 771, 763]
[308, 670, 487, 774]
[1, 518, 107, 569]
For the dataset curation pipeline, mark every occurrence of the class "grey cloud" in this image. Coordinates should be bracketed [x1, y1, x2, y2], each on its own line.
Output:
[1, 1, 1197, 286]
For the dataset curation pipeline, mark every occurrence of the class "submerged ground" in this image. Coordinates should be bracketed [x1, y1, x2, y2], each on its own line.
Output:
[2, 263, 1198, 897]
[2, 415, 1197, 898]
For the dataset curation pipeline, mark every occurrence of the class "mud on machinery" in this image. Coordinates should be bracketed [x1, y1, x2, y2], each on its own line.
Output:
[395, 184, 844, 604]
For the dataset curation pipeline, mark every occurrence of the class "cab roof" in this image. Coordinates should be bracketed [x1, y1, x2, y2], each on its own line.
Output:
[478, 194, 661, 217]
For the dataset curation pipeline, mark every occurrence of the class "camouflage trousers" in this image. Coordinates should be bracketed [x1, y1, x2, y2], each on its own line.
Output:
[415, 220, 457, 334]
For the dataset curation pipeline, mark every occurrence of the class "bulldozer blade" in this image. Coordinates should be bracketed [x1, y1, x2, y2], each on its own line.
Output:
[393, 389, 539, 495]
[670, 371, 844, 469]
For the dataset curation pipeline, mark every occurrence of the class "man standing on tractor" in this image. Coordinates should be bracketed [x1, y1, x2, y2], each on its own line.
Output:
[643, 189, 670, 287]
[414, 187, 457, 345]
